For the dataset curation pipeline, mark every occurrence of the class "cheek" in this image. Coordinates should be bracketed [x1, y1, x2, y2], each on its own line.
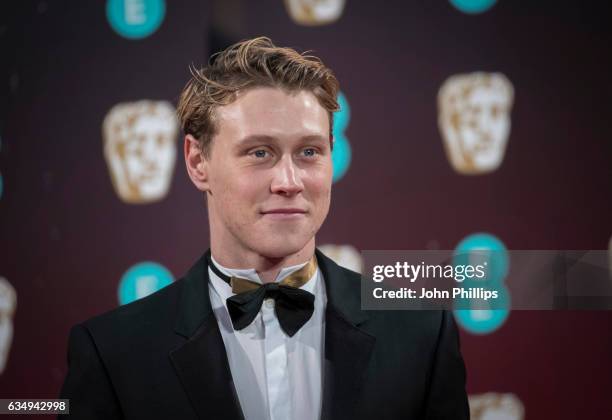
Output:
[310, 179, 332, 218]
[307, 168, 332, 194]
[216, 175, 263, 215]
[313, 158, 334, 183]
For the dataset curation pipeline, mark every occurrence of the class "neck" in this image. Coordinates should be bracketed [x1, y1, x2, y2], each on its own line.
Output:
[210, 236, 316, 284]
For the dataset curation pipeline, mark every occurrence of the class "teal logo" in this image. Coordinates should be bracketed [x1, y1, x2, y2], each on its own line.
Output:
[332, 92, 352, 183]
[106, 0, 165, 39]
[449, 0, 497, 14]
[118, 261, 173, 305]
[453, 233, 510, 334]
[454, 308, 509, 335]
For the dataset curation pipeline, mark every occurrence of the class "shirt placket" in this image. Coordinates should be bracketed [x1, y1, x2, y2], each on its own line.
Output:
[262, 297, 291, 420]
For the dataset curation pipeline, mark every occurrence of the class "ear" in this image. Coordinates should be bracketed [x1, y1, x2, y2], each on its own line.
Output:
[184, 134, 210, 192]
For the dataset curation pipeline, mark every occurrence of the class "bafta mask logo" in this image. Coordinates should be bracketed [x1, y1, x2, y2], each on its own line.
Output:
[438, 72, 514, 175]
[469, 393, 524, 420]
[103, 100, 178, 204]
[318, 244, 363, 273]
[0, 277, 16, 374]
[284, 0, 346, 26]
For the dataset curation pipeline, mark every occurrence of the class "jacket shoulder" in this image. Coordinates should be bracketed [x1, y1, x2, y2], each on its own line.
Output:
[81, 277, 185, 341]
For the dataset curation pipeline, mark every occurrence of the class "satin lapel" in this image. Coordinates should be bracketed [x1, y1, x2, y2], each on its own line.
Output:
[315, 249, 376, 420]
[169, 251, 244, 420]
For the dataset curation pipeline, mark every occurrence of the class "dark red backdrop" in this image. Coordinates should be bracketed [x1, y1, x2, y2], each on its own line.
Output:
[1, 1, 611, 418]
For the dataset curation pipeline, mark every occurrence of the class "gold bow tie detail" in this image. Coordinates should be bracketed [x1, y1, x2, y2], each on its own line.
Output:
[228, 256, 318, 294]
[206, 251, 318, 337]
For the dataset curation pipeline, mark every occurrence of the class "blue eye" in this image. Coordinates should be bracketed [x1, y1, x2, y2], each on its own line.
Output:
[303, 148, 317, 157]
[253, 149, 268, 158]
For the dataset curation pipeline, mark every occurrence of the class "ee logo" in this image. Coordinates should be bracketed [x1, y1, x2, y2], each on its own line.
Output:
[452, 233, 510, 334]
[118, 261, 174, 305]
[332, 92, 351, 183]
[106, 0, 166, 39]
[449, 0, 497, 14]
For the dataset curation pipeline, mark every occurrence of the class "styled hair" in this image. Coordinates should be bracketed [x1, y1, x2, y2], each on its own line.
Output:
[176, 37, 340, 157]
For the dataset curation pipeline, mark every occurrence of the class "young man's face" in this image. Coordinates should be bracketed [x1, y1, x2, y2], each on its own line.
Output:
[200, 87, 333, 259]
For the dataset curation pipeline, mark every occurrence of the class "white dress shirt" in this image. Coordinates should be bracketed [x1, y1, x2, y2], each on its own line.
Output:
[208, 255, 327, 420]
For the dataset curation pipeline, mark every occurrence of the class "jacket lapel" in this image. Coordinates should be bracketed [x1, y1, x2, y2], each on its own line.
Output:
[169, 252, 244, 420]
[168, 249, 375, 420]
[316, 249, 376, 420]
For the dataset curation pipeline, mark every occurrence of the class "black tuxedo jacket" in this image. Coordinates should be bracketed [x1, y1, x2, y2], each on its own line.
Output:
[60, 249, 469, 419]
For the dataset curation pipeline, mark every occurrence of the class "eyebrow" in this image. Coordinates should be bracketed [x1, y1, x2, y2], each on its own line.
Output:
[237, 134, 329, 147]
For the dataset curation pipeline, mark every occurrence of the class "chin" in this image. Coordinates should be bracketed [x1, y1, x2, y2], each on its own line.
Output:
[253, 238, 310, 259]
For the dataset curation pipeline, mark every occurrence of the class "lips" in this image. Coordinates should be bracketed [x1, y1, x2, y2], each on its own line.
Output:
[262, 208, 306, 215]
[261, 208, 307, 220]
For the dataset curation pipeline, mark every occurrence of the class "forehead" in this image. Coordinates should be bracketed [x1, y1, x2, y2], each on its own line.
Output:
[214, 87, 329, 141]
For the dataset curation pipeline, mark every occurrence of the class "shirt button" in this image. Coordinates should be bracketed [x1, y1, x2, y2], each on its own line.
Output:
[265, 298, 275, 308]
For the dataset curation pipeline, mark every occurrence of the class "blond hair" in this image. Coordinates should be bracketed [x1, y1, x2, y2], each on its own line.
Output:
[177, 37, 340, 157]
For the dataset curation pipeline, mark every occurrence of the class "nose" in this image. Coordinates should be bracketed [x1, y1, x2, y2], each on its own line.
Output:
[270, 155, 304, 196]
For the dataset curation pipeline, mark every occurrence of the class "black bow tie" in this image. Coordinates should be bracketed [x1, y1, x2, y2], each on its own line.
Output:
[206, 253, 316, 337]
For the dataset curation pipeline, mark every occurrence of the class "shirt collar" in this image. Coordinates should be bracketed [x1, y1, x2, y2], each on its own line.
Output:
[208, 254, 320, 300]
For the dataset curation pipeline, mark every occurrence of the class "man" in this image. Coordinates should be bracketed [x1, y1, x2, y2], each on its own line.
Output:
[61, 37, 469, 419]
